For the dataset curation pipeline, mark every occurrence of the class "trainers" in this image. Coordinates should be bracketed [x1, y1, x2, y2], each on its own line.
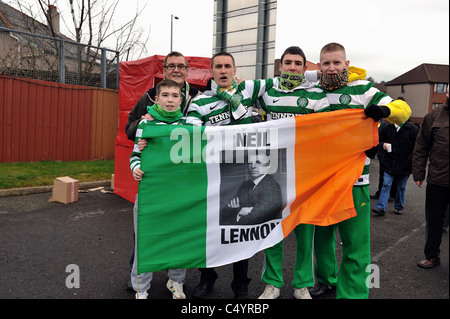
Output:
[135, 290, 148, 299]
[166, 279, 186, 299]
[294, 287, 312, 299]
[258, 284, 280, 299]
[393, 208, 403, 215]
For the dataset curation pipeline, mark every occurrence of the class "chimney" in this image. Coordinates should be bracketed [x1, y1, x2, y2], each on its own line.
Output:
[47, 5, 60, 34]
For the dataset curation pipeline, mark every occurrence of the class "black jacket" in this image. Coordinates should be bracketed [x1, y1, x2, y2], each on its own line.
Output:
[413, 101, 449, 187]
[379, 121, 419, 176]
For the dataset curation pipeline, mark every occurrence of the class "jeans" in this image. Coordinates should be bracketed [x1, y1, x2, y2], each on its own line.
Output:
[375, 172, 409, 211]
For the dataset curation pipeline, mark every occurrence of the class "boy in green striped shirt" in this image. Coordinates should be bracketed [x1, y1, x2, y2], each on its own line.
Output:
[130, 79, 186, 300]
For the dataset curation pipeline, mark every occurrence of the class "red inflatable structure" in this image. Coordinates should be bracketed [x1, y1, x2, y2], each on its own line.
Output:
[114, 55, 212, 202]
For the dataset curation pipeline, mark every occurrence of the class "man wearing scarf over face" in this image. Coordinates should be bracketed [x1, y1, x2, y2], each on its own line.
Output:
[212, 46, 331, 299]
[255, 47, 330, 300]
[311, 43, 411, 299]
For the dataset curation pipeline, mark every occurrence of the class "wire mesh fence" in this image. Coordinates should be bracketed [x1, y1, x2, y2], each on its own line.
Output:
[0, 27, 119, 90]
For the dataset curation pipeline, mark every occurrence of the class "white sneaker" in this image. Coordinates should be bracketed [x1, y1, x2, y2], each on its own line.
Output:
[135, 290, 148, 299]
[258, 284, 280, 299]
[166, 279, 186, 299]
[294, 287, 312, 299]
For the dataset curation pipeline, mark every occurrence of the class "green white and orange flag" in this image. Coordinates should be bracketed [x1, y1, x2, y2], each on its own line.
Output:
[137, 109, 377, 274]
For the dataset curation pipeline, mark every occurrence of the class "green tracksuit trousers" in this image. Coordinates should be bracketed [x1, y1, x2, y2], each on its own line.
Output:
[314, 186, 371, 299]
[261, 223, 315, 289]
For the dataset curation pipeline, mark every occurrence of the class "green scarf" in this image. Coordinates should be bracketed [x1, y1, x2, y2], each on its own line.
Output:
[147, 104, 182, 123]
[214, 79, 247, 121]
[217, 78, 238, 95]
[279, 71, 306, 91]
[216, 79, 243, 111]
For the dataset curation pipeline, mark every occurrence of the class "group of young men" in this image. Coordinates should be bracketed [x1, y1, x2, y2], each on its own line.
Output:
[126, 43, 412, 299]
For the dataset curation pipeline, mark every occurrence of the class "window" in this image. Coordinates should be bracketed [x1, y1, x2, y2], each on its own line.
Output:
[434, 83, 448, 93]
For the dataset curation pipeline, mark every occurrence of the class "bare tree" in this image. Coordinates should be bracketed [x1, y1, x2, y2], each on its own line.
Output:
[10, 0, 149, 61]
[2, 0, 149, 87]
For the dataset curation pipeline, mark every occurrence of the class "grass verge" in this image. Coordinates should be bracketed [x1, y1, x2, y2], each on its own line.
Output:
[0, 160, 114, 189]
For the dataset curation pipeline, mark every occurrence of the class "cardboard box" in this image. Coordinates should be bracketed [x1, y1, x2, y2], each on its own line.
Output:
[49, 176, 79, 204]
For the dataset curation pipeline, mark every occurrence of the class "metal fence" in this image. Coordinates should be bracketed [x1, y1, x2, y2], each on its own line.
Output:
[0, 26, 119, 90]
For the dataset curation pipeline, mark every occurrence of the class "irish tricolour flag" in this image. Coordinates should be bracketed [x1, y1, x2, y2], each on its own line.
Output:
[137, 109, 377, 274]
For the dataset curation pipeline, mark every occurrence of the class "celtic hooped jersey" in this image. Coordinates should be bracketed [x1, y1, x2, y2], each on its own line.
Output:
[256, 78, 331, 120]
[315, 79, 394, 186]
[317, 80, 393, 112]
[186, 79, 275, 126]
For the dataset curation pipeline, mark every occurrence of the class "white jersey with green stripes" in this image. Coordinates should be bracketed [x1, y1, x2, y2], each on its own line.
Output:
[256, 78, 330, 120]
[316, 79, 394, 186]
[185, 91, 235, 126]
[318, 79, 393, 111]
[186, 79, 275, 126]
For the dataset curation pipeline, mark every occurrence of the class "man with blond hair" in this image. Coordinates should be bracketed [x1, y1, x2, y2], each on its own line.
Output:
[311, 42, 411, 299]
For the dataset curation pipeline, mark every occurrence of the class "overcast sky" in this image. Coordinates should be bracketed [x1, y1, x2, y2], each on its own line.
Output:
[118, 0, 449, 82]
[8, 0, 449, 82]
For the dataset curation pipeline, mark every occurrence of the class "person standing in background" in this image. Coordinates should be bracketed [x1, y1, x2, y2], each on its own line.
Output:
[372, 119, 418, 216]
[413, 87, 449, 269]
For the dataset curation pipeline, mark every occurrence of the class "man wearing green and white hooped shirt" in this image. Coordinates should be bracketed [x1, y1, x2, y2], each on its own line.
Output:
[208, 48, 329, 125]
[186, 55, 274, 127]
[254, 51, 329, 121]
[186, 52, 274, 299]
[309, 43, 411, 299]
[212, 46, 330, 300]
[254, 46, 329, 300]
[257, 46, 329, 299]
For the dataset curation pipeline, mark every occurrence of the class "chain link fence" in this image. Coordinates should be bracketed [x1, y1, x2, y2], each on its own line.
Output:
[0, 26, 119, 90]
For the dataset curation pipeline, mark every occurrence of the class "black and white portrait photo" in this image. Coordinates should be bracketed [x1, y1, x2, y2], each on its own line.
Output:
[220, 149, 287, 225]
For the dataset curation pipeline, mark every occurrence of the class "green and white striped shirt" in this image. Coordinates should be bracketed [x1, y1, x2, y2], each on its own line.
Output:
[185, 91, 237, 126]
[256, 78, 330, 120]
[317, 80, 393, 112]
[186, 79, 275, 126]
[316, 79, 394, 186]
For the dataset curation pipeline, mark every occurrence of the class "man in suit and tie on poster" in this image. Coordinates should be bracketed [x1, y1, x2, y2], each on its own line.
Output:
[222, 153, 283, 225]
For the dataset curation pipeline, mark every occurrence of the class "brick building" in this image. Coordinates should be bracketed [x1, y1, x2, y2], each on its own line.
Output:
[385, 63, 449, 123]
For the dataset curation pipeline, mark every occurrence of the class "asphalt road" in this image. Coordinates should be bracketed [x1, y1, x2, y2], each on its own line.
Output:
[0, 159, 448, 302]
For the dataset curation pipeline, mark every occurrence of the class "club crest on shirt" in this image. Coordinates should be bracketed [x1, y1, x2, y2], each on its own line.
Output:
[297, 97, 309, 108]
[339, 94, 352, 106]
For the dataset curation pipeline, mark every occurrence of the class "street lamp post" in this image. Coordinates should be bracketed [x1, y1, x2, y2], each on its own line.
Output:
[170, 14, 179, 52]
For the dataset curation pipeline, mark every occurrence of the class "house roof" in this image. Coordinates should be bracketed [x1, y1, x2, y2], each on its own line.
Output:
[274, 59, 318, 76]
[386, 63, 449, 86]
[306, 61, 319, 71]
[0, 1, 66, 39]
